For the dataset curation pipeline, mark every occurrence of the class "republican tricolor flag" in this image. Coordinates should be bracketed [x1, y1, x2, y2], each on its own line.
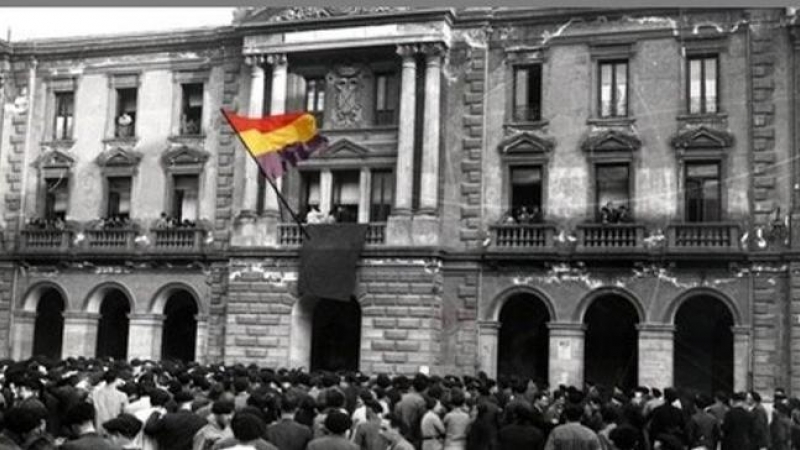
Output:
[221, 109, 328, 180]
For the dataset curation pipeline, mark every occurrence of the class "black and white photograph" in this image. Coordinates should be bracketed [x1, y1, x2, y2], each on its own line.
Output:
[0, 5, 793, 450]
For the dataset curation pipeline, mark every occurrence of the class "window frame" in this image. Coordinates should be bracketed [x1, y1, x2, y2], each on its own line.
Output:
[42, 176, 70, 221]
[330, 169, 361, 223]
[169, 173, 201, 223]
[304, 76, 326, 127]
[53, 91, 75, 142]
[597, 59, 629, 118]
[683, 160, 722, 223]
[511, 63, 543, 123]
[686, 54, 720, 115]
[369, 168, 394, 222]
[507, 164, 545, 222]
[179, 82, 204, 136]
[593, 162, 632, 223]
[104, 176, 133, 221]
[373, 72, 399, 126]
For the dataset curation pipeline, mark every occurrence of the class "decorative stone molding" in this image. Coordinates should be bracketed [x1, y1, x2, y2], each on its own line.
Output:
[243, 6, 409, 24]
[161, 145, 210, 174]
[498, 130, 555, 157]
[326, 63, 368, 129]
[671, 125, 734, 150]
[35, 148, 75, 179]
[95, 147, 143, 177]
[581, 127, 641, 158]
[316, 138, 370, 159]
[396, 44, 420, 59]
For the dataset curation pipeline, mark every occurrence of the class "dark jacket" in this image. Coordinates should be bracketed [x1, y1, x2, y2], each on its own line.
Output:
[721, 406, 756, 450]
[648, 403, 687, 446]
[266, 419, 313, 450]
[144, 409, 207, 450]
[60, 432, 122, 450]
[498, 423, 544, 450]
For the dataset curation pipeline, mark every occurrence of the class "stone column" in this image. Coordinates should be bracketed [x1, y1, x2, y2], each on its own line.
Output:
[548, 322, 585, 388]
[359, 167, 371, 223]
[478, 321, 500, 378]
[11, 311, 37, 361]
[127, 314, 165, 361]
[261, 53, 288, 218]
[733, 326, 752, 392]
[195, 314, 209, 365]
[62, 312, 101, 358]
[418, 43, 445, 214]
[637, 324, 675, 389]
[241, 55, 266, 216]
[386, 44, 418, 246]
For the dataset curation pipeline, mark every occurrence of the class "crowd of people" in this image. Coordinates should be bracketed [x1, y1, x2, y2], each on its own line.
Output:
[25, 218, 67, 231]
[0, 356, 793, 450]
[92, 216, 134, 230]
[153, 213, 198, 230]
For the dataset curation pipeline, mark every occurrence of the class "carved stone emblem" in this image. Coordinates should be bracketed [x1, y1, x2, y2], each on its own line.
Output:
[326, 64, 368, 129]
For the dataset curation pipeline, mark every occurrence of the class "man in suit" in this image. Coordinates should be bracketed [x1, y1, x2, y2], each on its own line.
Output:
[307, 411, 358, 450]
[61, 402, 122, 450]
[721, 392, 760, 450]
[144, 390, 208, 450]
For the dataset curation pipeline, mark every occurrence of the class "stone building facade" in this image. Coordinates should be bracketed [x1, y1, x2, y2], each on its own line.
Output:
[0, 7, 799, 396]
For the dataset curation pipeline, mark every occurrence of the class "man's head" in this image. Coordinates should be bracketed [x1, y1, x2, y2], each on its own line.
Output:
[103, 413, 142, 445]
[230, 412, 266, 443]
[63, 402, 96, 435]
[2, 407, 43, 439]
[563, 403, 584, 423]
[380, 413, 407, 443]
[324, 410, 352, 436]
[212, 400, 235, 429]
[731, 392, 747, 407]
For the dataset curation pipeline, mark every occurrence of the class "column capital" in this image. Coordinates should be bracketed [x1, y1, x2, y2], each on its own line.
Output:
[420, 42, 447, 60]
[636, 323, 676, 333]
[244, 54, 266, 67]
[396, 44, 420, 59]
[62, 311, 101, 322]
[128, 313, 166, 323]
[265, 53, 288, 67]
[477, 320, 500, 332]
[547, 322, 587, 333]
[732, 325, 752, 336]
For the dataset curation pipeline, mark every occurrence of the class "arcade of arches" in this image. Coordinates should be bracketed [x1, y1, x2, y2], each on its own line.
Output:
[12, 284, 206, 364]
[481, 290, 751, 392]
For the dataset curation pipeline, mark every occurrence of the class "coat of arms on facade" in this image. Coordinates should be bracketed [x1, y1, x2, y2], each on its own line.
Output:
[326, 64, 368, 129]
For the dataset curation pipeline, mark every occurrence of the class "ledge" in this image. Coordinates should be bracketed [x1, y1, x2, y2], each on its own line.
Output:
[586, 117, 636, 127]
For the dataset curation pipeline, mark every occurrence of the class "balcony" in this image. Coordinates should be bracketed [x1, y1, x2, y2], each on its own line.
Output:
[19, 229, 73, 253]
[667, 222, 742, 253]
[151, 228, 205, 253]
[278, 223, 387, 246]
[83, 229, 136, 252]
[576, 223, 645, 253]
[490, 224, 557, 250]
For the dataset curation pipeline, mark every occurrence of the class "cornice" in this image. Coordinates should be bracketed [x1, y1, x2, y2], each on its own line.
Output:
[236, 8, 456, 34]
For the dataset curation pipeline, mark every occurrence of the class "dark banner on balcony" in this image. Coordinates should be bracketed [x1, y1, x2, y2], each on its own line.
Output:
[297, 224, 368, 302]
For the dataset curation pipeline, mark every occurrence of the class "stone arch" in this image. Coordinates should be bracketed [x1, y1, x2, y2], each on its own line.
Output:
[573, 286, 645, 323]
[486, 285, 558, 323]
[84, 282, 136, 313]
[150, 282, 205, 315]
[21, 282, 70, 312]
[663, 287, 742, 326]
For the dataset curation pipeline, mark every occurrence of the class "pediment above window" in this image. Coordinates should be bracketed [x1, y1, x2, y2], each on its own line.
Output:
[581, 128, 641, 153]
[162, 145, 209, 174]
[96, 147, 143, 176]
[671, 126, 734, 150]
[498, 131, 555, 157]
[318, 138, 370, 159]
[35, 148, 75, 178]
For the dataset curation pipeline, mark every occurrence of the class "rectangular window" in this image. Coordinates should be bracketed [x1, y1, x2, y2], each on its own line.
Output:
[106, 177, 132, 220]
[370, 169, 394, 222]
[509, 166, 543, 222]
[115, 88, 138, 138]
[180, 83, 203, 135]
[300, 171, 321, 221]
[688, 55, 718, 114]
[374, 73, 399, 126]
[305, 77, 326, 126]
[44, 177, 69, 221]
[595, 163, 631, 223]
[599, 60, 628, 118]
[512, 64, 542, 122]
[53, 92, 74, 141]
[332, 170, 360, 223]
[171, 175, 199, 223]
[685, 162, 721, 222]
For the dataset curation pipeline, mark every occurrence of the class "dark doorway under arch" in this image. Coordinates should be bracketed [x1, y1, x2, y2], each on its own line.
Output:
[310, 298, 361, 372]
[497, 294, 550, 385]
[161, 291, 198, 362]
[584, 295, 639, 391]
[674, 295, 734, 395]
[95, 290, 130, 360]
[32, 289, 65, 360]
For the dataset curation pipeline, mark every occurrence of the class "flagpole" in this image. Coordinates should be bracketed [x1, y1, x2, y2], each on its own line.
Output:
[220, 108, 311, 240]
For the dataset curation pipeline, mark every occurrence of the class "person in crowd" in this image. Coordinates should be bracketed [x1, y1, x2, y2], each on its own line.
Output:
[144, 390, 208, 450]
[102, 413, 143, 450]
[265, 393, 312, 450]
[772, 402, 793, 450]
[193, 400, 235, 450]
[442, 389, 471, 450]
[380, 413, 415, 450]
[61, 402, 122, 450]
[91, 369, 129, 435]
[350, 399, 385, 450]
[497, 403, 544, 450]
[544, 402, 601, 450]
[721, 392, 758, 450]
[0, 406, 52, 450]
[686, 393, 719, 450]
[307, 410, 357, 450]
[747, 390, 771, 450]
[394, 374, 428, 447]
[647, 388, 686, 447]
[212, 412, 276, 450]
